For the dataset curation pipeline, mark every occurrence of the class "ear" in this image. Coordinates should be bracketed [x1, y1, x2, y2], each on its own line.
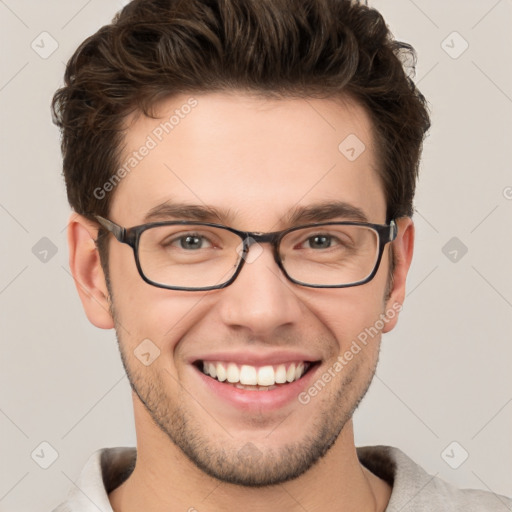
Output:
[67, 213, 114, 329]
[382, 217, 414, 333]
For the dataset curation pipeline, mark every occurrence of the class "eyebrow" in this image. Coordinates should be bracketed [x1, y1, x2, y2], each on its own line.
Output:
[285, 201, 369, 224]
[143, 200, 369, 226]
[143, 201, 233, 224]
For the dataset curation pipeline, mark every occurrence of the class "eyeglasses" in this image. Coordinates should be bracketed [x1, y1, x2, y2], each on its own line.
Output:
[94, 216, 397, 291]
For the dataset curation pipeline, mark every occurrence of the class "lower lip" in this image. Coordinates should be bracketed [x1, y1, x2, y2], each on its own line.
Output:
[193, 364, 320, 412]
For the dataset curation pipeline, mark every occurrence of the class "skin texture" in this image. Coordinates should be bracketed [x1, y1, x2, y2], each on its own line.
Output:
[68, 92, 414, 512]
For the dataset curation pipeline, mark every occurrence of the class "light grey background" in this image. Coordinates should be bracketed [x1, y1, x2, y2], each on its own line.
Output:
[0, 1, 511, 510]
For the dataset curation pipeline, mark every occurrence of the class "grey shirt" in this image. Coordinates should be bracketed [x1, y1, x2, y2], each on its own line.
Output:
[53, 445, 511, 511]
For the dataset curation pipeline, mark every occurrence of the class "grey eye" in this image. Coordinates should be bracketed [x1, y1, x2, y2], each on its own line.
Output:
[307, 235, 333, 249]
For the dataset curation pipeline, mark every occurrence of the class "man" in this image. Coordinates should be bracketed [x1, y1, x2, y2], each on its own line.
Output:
[51, 0, 511, 510]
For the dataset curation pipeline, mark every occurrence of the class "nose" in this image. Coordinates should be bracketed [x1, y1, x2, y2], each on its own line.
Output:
[216, 242, 303, 338]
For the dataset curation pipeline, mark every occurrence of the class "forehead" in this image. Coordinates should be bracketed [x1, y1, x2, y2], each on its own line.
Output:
[110, 92, 386, 228]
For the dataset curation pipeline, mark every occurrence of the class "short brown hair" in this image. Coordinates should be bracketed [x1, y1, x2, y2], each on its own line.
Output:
[52, 0, 429, 226]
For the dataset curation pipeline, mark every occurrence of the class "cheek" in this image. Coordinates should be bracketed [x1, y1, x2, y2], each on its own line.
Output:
[306, 281, 387, 351]
[108, 247, 203, 350]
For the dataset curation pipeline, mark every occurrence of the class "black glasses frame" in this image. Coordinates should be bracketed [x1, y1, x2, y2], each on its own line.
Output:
[95, 215, 397, 291]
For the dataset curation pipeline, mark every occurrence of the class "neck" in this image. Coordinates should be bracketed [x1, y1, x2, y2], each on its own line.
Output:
[109, 399, 391, 512]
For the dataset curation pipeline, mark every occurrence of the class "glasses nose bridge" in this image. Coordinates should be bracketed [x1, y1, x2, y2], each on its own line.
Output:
[242, 231, 282, 262]
[246, 231, 278, 243]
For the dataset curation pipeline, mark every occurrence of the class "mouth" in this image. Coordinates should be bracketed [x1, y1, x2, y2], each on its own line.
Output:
[193, 360, 318, 391]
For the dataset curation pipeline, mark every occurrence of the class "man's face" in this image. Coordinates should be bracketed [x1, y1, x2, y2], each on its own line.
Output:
[87, 92, 408, 486]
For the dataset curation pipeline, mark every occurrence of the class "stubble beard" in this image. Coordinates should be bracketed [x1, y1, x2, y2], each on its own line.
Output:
[113, 325, 380, 487]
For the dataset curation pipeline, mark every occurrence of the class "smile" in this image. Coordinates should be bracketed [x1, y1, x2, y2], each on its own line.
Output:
[197, 361, 313, 390]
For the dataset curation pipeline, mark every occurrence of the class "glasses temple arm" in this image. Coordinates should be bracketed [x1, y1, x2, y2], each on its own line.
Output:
[94, 215, 126, 242]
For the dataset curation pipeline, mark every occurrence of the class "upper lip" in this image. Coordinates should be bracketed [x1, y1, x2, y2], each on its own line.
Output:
[190, 350, 321, 366]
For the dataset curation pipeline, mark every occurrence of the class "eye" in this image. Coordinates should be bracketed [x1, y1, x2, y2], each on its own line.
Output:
[304, 234, 336, 249]
[167, 233, 213, 250]
[289, 227, 355, 252]
[301, 233, 350, 250]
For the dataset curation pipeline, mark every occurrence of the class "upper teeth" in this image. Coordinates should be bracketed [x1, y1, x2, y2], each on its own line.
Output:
[202, 361, 308, 386]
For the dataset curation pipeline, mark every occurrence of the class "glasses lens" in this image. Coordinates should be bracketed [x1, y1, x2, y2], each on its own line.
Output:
[138, 224, 242, 289]
[280, 224, 380, 286]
